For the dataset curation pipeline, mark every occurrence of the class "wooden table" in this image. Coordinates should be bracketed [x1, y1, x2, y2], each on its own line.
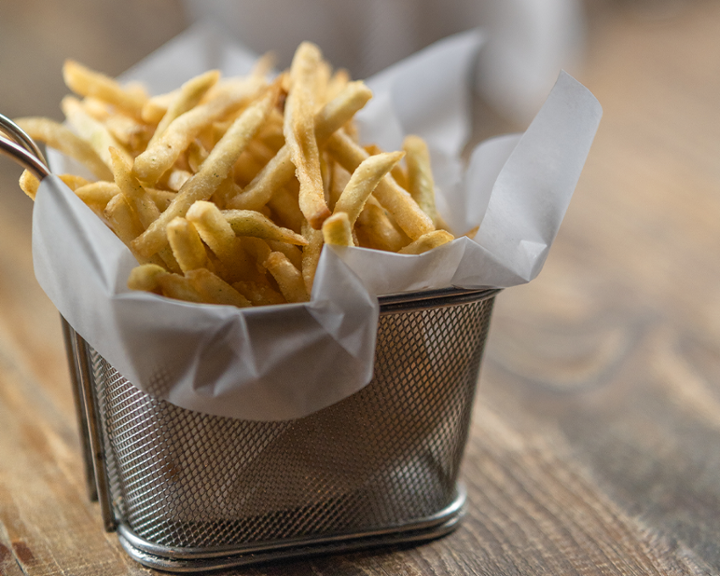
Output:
[2, 1, 720, 574]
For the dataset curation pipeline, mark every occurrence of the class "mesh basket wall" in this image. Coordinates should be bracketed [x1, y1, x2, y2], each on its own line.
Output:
[89, 291, 496, 550]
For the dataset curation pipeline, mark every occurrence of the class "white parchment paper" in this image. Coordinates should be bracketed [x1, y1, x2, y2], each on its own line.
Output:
[33, 23, 601, 421]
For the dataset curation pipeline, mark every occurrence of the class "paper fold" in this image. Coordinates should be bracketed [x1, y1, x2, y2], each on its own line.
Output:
[33, 23, 601, 421]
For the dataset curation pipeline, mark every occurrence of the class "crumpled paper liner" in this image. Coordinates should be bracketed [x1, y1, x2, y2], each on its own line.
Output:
[34, 22, 601, 421]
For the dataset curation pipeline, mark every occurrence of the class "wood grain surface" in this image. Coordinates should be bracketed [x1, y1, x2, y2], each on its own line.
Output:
[1, 1, 720, 574]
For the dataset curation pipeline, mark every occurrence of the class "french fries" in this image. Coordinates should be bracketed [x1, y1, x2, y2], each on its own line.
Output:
[18, 42, 458, 308]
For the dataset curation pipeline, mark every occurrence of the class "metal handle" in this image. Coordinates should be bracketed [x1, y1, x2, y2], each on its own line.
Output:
[0, 113, 50, 179]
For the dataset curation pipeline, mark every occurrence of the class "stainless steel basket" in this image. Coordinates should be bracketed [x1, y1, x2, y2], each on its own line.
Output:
[2, 115, 499, 573]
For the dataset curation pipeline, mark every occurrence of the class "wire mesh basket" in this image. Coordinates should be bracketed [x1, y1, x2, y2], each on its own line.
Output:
[64, 287, 498, 572]
[2, 114, 499, 572]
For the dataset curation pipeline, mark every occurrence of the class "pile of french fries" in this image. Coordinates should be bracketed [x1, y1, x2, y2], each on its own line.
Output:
[17, 43, 460, 308]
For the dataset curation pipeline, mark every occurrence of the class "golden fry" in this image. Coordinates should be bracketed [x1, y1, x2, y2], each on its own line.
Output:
[222, 209, 308, 246]
[63, 59, 148, 118]
[366, 143, 408, 189]
[132, 84, 279, 258]
[285, 42, 330, 229]
[148, 69, 220, 147]
[157, 273, 206, 303]
[75, 181, 119, 212]
[233, 280, 286, 306]
[301, 220, 324, 295]
[109, 147, 161, 229]
[267, 240, 303, 271]
[133, 75, 266, 185]
[105, 114, 153, 152]
[166, 217, 208, 273]
[322, 212, 353, 247]
[264, 251, 309, 303]
[62, 96, 132, 168]
[18, 170, 39, 200]
[165, 169, 193, 192]
[398, 230, 454, 255]
[186, 200, 242, 263]
[226, 80, 372, 211]
[19, 171, 89, 201]
[141, 90, 177, 124]
[145, 187, 177, 212]
[403, 135, 439, 226]
[185, 268, 252, 307]
[325, 130, 436, 240]
[334, 151, 404, 227]
[104, 192, 144, 245]
[267, 184, 304, 233]
[355, 197, 408, 252]
[127, 263, 167, 293]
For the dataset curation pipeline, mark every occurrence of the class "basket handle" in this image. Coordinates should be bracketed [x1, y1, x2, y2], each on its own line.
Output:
[0, 114, 50, 180]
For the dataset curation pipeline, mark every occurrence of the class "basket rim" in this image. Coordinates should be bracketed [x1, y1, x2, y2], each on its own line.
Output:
[378, 286, 500, 314]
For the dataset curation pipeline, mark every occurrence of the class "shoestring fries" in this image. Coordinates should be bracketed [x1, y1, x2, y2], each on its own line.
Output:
[16, 42, 456, 307]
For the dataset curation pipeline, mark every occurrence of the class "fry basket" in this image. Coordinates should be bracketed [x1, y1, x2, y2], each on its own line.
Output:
[2, 116, 499, 573]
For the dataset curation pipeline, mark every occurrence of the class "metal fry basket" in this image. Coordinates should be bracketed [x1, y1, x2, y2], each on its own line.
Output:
[2, 115, 499, 573]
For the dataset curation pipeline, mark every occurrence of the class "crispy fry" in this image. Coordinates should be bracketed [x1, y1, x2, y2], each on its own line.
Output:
[398, 230, 454, 255]
[132, 84, 279, 258]
[165, 169, 193, 192]
[127, 263, 167, 293]
[82, 97, 111, 121]
[109, 147, 160, 229]
[325, 130, 436, 240]
[186, 200, 243, 264]
[223, 209, 308, 245]
[133, 75, 266, 185]
[104, 177, 178, 271]
[326, 68, 351, 101]
[63, 59, 148, 118]
[18, 170, 39, 200]
[62, 96, 132, 168]
[75, 181, 119, 212]
[141, 90, 177, 124]
[187, 139, 209, 173]
[233, 280, 286, 306]
[105, 114, 153, 152]
[267, 182, 304, 233]
[145, 187, 176, 212]
[301, 220, 324, 294]
[226, 80, 372, 211]
[267, 240, 303, 270]
[334, 151, 404, 227]
[322, 212, 353, 246]
[157, 273, 206, 303]
[328, 161, 350, 212]
[285, 42, 330, 229]
[355, 197, 408, 252]
[148, 70, 220, 147]
[58, 174, 91, 191]
[264, 251, 309, 303]
[166, 217, 208, 273]
[104, 192, 144, 246]
[19, 171, 90, 201]
[403, 135, 440, 226]
[366, 143, 408, 189]
[15, 117, 113, 181]
[185, 268, 252, 307]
